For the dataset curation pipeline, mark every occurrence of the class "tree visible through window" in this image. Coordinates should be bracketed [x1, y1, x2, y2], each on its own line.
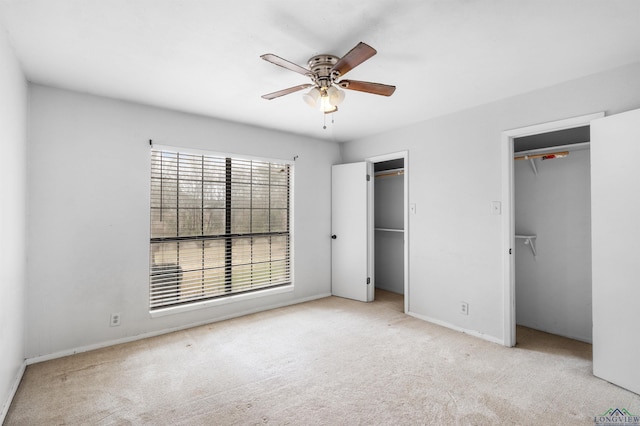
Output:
[149, 149, 292, 310]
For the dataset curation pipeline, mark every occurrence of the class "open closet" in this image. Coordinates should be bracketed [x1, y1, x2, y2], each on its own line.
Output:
[513, 125, 592, 343]
[374, 159, 405, 297]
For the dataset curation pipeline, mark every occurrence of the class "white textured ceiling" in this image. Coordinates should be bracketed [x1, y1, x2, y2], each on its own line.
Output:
[1, 0, 639, 142]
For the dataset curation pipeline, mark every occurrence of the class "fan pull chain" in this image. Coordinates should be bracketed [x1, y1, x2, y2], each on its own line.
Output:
[322, 112, 336, 130]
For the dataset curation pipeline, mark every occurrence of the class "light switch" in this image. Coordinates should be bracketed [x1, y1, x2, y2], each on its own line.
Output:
[491, 201, 501, 215]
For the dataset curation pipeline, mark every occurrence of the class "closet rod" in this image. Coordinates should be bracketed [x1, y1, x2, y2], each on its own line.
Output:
[514, 151, 569, 161]
[375, 170, 404, 178]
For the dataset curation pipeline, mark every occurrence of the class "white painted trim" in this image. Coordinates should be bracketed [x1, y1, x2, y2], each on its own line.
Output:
[150, 284, 294, 318]
[366, 161, 375, 302]
[501, 131, 516, 347]
[366, 151, 409, 164]
[366, 151, 410, 313]
[407, 311, 505, 346]
[501, 112, 604, 347]
[404, 153, 409, 314]
[27, 293, 331, 365]
[502, 112, 605, 138]
[1, 360, 26, 424]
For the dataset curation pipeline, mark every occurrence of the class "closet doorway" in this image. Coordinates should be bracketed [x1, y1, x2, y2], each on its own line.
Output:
[501, 113, 603, 347]
[514, 127, 592, 344]
[368, 152, 409, 312]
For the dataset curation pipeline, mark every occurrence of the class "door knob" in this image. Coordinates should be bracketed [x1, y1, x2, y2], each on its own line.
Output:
[331, 234, 337, 239]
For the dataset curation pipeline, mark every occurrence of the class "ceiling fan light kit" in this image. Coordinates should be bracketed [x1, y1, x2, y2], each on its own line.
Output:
[261, 42, 396, 116]
[303, 86, 345, 113]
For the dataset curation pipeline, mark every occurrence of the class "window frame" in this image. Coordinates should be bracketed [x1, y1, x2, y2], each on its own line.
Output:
[148, 144, 294, 317]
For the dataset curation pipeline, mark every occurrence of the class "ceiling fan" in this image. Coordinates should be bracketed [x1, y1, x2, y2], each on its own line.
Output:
[261, 42, 396, 114]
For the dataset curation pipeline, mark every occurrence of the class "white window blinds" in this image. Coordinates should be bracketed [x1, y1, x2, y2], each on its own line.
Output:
[149, 149, 292, 310]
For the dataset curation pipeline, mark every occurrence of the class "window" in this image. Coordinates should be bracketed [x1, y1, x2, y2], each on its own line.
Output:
[149, 148, 292, 311]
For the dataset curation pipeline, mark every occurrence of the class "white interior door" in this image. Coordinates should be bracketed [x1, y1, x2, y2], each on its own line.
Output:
[591, 108, 640, 395]
[331, 162, 373, 302]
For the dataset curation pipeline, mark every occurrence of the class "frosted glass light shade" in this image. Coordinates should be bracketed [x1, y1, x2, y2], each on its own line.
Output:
[302, 88, 320, 107]
[327, 86, 345, 105]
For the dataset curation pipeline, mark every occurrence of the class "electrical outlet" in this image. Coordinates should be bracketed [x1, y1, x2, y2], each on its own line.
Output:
[460, 302, 469, 315]
[110, 313, 121, 327]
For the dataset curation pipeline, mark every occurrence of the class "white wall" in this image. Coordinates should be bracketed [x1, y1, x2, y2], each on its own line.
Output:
[375, 174, 404, 294]
[515, 149, 592, 342]
[341, 62, 640, 344]
[26, 85, 340, 359]
[0, 24, 27, 421]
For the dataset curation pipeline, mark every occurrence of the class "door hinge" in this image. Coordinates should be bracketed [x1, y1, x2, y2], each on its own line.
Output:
[366, 174, 371, 181]
[509, 248, 512, 255]
[367, 277, 371, 284]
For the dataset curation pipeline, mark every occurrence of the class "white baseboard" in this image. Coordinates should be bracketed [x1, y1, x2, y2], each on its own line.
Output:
[1, 360, 26, 424]
[407, 310, 505, 346]
[27, 292, 332, 365]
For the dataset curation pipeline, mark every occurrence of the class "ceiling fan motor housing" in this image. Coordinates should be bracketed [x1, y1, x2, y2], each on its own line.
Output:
[308, 55, 339, 88]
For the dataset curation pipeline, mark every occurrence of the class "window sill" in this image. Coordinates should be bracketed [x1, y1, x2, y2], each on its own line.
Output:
[149, 284, 294, 318]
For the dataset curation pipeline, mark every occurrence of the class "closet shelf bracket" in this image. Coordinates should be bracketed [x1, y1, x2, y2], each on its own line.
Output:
[515, 235, 537, 257]
[529, 159, 538, 176]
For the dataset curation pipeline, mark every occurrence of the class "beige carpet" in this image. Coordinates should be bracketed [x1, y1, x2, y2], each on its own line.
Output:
[5, 291, 640, 425]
